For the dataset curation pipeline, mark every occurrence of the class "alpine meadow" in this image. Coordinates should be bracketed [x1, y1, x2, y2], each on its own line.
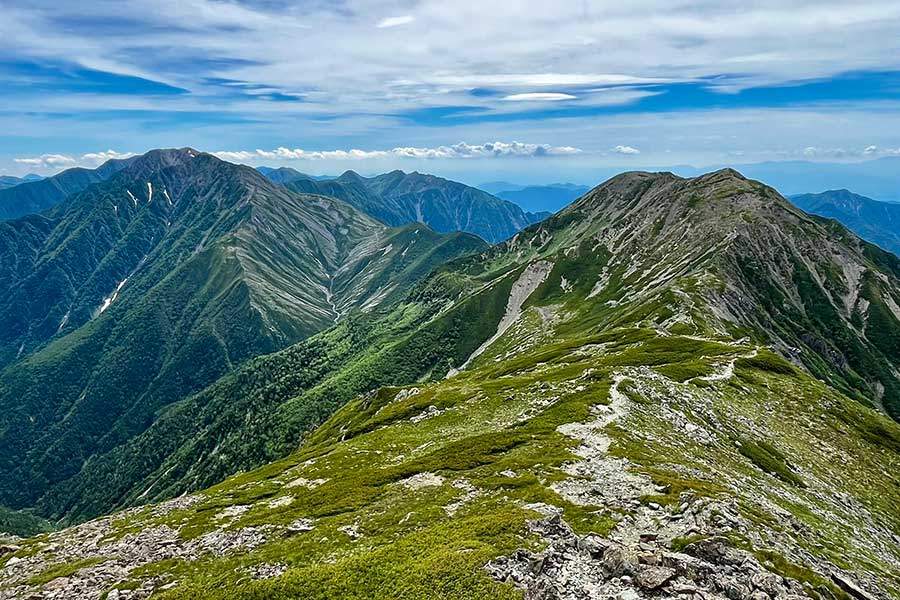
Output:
[1, 2, 899, 600]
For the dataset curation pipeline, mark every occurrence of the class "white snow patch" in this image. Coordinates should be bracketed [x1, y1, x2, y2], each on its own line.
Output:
[97, 278, 128, 315]
[163, 188, 173, 206]
[147, 181, 153, 203]
[126, 190, 138, 206]
[57, 311, 70, 333]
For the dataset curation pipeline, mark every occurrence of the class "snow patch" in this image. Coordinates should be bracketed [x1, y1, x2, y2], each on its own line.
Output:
[57, 311, 70, 333]
[97, 278, 128, 315]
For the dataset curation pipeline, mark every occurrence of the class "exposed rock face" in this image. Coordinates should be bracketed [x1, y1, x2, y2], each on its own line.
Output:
[488, 511, 813, 600]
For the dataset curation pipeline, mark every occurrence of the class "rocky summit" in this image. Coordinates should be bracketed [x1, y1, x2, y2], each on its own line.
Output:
[0, 165, 898, 600]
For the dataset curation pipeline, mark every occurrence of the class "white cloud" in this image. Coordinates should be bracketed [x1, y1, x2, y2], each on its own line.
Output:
[14, 149, 135, 170]
[799, 145, 900, 159]
[214, 141, 582, 163]
[612, 145, 641, 155]
[14, 154, 77, 168]
[82, 150, 137, 164]
[503, 93, 577, 102]
[375, 15, 415, 28]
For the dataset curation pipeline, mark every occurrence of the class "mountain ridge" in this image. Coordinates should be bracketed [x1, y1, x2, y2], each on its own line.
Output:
[0, 159, 133, 220]
[2, 166, 898, 600]
[19, 165, 900, 525]
[265, 168, 548, 243]
[0, 148, 486, 515]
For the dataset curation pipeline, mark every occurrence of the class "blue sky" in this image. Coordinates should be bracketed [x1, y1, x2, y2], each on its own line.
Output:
[2, 0, 899, 184]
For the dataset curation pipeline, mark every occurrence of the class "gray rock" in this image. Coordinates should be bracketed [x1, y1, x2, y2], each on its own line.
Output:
[578, 534, 609, 557]
[750, 571, 785, 597]
[831, 573, 879, 600]
[526, 578, 561, 600]
[634, 565, 676, 590]
[683, 536, 741, 565]
[603, 545, 636, 577]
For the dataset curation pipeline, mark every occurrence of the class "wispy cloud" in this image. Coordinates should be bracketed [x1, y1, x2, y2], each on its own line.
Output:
[503, 93, 577, 102]
[214, 141, 582, 163]
[375, 15, 415, 28]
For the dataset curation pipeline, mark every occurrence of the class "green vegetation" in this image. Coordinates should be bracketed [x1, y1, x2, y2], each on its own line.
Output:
[0, 504, 51, 537]
[754, 550, 852, 600]
[735, 437, 806, 487]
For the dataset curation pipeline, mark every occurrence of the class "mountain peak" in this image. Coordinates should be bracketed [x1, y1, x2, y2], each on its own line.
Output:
[705, 166, 747, 180]
[338, 169, 366, 183]
[123, 147, 204, 175]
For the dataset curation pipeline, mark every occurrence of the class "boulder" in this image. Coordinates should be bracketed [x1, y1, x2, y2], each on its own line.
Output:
[831, 573, 879, 600]
[683, 536, 742, 565]
[750, 571, 786, 597]
[634, 565, 676, 590]
[603, 545, 637, 577]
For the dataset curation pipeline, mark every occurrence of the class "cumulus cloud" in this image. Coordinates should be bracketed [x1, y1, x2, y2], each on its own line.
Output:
[214, 141, 582, 162]
[612, 145, 641, 155]
[375, 15, 414, 28]
[14, 150, 136, 170]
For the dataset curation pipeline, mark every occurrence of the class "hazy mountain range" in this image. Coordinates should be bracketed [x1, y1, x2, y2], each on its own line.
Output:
[0, 174, 41, 191]
[791, 189, 900, 256]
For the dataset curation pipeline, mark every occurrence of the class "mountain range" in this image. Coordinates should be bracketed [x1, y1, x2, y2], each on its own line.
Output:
[0, 161, 133, 220]
[260, 167, 549, 243]
[0, 148, 485, 519]
[0, 156, 899, 600]
[0, 174, 42, 191]
[791, 189, 900, 256]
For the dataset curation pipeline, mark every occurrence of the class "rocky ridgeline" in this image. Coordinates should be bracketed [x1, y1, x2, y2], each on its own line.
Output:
[0, 494, 290, 600]
[487, 501, 879, 600]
